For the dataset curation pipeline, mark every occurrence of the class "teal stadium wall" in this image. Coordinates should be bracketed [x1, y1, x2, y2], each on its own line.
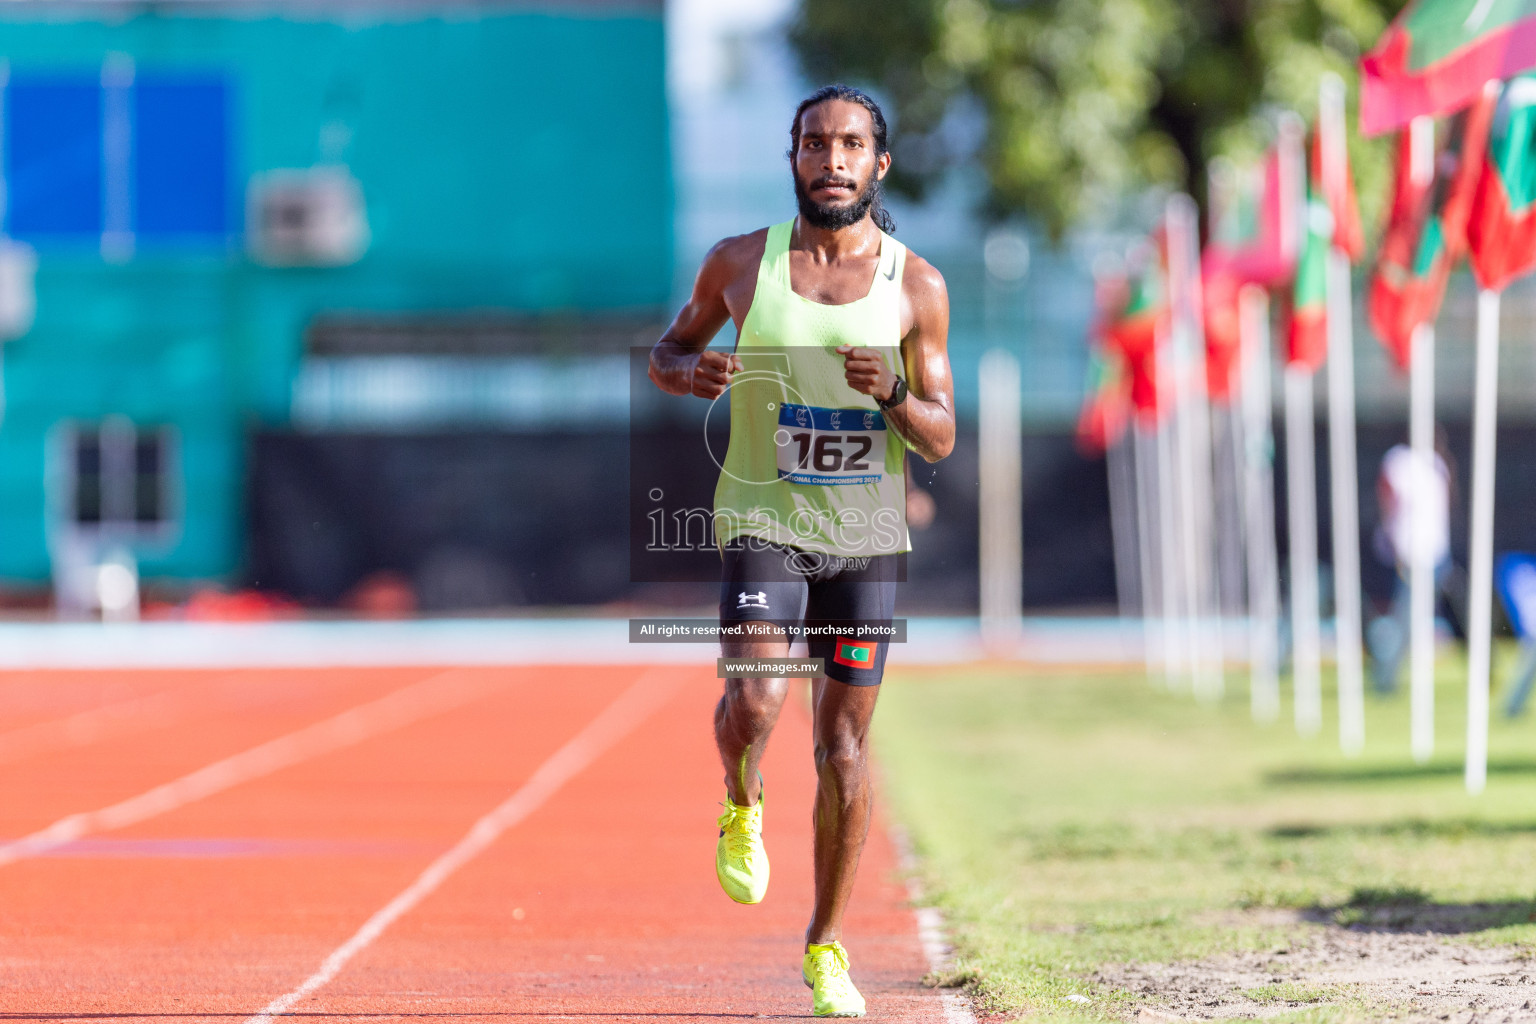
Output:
[0, 3, 672, 585]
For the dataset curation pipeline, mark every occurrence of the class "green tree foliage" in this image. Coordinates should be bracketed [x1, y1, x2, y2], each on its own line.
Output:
[790, 0, 1409, 236]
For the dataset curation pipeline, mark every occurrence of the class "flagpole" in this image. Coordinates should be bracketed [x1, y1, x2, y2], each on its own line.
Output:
[1240, 284, 1281, 722]
[1409, 320, 1436, 763]
[1285, 363, 1323, 735]
[1220, 401, 1248, 620]
[1325, 253, 1365, 747]
[1133, 420, 1163, 681]
[1107, 430, 1140, 624]
[1205, 157, 1248, 630]
[1136, 420, 1167, 684]
[1156, 404, 1185, 690]
[1466, 287, 1500, 793]
[1168, 193, 1222, 701]
[1150, 230, 1187, 692]
[978, 348, 1023, 654]
[1320, 74, 1366, 755]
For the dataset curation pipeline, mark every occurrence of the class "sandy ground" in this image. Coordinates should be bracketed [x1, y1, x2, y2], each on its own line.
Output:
[1095, 909, 1536, 1022]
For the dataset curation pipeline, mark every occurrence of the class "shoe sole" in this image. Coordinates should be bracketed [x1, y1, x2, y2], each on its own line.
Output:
[803, 973, 865, 1016]
[716, 857, 767, 904]
[716, 872, 766, 905]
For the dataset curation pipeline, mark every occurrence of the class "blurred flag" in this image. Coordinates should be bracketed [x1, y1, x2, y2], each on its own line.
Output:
[1369, 128, 1436, 367]
[1404, 93, 1497, 332]
[1285, 126, 1365, 371]
[1104, 249, 1169, 421]
[1369, 93, 1497, 367]
[1078, 268, 1134, 454]
[1360, 0, 1536, 136]
[1200, 259, 1244, 401]
[1468, 74, 1536, 290]
[1202, 141, 1304, 399]
[1206, 147, 1304, 286]
[1314, 128, 1365, 262]
[1287, 184, 1331, 371]
[1075, 343, 1131, 455]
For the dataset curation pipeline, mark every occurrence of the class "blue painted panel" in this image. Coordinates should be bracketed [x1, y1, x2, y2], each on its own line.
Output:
[6, 76, 102, 237]
[134, 75, 230, 237]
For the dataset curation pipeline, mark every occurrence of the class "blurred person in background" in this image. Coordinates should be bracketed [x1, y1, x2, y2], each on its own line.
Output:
[1367, 431, 1466, 693]
[905, 455, 937, 531]
[648, 84, 955, 1017]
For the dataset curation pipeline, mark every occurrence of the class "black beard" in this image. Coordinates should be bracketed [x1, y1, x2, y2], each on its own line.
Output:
[794, 171, 878, 229]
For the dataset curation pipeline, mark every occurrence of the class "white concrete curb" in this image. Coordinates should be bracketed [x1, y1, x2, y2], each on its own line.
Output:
[0, 615, 1153, 669]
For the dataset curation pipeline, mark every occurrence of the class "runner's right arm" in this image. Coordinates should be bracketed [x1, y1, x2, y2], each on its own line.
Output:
[649, 236, 756, 399]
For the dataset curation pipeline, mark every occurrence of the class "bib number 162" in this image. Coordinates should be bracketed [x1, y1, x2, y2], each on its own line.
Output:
[775, 403, 886, 485]
[783, 431, 872, 473]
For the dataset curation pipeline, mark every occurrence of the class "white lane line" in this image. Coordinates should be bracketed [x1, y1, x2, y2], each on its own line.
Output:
[247, 667, 683, 1023]
[891, 825, 977, 1024]
[0, 668, 505, 867]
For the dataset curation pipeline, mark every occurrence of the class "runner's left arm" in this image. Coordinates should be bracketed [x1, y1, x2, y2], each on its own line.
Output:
[838, 256, 955, 463]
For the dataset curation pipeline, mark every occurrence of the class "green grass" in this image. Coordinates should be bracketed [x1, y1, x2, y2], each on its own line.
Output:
[1238, 981, 1345, 1003]
[877, 647, 1536, 1021]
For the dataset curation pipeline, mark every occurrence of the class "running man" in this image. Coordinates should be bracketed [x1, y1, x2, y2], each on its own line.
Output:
[648, 85, 955, 1017]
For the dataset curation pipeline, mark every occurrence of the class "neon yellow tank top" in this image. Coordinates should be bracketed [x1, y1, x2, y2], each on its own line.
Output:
[713, 218, 910, 556]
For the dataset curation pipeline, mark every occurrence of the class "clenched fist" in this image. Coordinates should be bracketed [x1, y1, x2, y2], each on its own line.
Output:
[692, 349, 743, 400]
[837, 345, 896, 403]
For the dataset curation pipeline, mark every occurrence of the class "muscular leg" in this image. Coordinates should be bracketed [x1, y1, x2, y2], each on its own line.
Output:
[716, 628, 792, 806]
[804, 675, 880, 945]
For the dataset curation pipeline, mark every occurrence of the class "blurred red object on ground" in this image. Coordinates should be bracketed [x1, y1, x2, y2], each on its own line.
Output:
[343, 570, 418, 619]
[178, 588, 302, 621]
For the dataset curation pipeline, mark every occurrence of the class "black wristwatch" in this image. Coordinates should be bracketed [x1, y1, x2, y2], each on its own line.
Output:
[878, 376, 909, 410]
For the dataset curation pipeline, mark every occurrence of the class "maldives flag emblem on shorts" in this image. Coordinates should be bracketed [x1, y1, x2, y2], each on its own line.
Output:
[833, 639, 877, 669]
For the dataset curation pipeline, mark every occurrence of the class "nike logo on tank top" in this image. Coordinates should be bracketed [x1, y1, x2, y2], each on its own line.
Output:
[713, 219, 911, 557]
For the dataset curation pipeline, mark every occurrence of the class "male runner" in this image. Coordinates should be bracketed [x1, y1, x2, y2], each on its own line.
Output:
[649, 84, 954, 1017]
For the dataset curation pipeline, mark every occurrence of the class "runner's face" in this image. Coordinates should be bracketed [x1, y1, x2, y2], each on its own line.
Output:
[792, 100, 890, 228]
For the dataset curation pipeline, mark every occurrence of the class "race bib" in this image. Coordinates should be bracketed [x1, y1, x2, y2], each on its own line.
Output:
[775, 403, 886, 485]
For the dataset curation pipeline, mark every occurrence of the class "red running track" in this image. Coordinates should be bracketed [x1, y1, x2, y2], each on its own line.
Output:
[0, 665, 952, 1021]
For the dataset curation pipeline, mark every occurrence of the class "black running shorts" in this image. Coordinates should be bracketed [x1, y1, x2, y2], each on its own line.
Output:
[718, 540, 898, 686]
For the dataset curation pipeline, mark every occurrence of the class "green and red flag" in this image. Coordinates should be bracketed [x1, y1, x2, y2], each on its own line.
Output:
[1077, 272, 1134, 453]
[1200, 256, 1244, 401]
[1369, 128, 1436, 367]
[1369, 91, 1497, 367]
[1468, 74, 1536, 290]
[1285, 125, 1366, 372]
[1361, 0, 1536, 136]
[1287, 185, 1331, 372]
[1103, 245, 1170, 421]
[1202, 132, 1306, 399]
[1074, 347, 1130, 455]
[1403, 91, 1497, 334]
[1314, 127, 1365, 262]
[832, 638, 877, 669]
[1206, 144, 1304, 286]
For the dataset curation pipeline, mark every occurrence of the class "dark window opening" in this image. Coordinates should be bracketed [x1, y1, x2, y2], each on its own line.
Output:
[66, 422, 175, 530]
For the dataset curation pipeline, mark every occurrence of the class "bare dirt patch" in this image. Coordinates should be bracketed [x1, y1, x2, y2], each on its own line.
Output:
[1093, 918, 1536, 1022]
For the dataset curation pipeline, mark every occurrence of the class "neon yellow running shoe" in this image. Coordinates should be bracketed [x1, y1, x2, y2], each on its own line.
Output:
[802, 941, 866, 1017]
[715, 794, 769, 904]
